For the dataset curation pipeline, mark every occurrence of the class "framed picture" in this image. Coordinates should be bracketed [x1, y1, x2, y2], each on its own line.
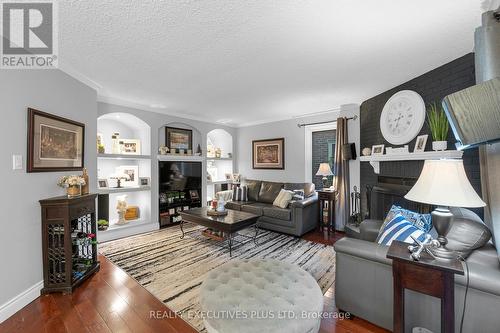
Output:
[225, 173, 232, 181]
[189, 189, 199, 200]
[98, 179, 108, 189]
[27, 108, 85, 172]
[121, 139, 141, 155]
[232, 173, 241, 183]
[371, 144, 385, 156]
[252, 138, 285, 169]
[414, 134, 428, 153]
[116, 165, 139, 187]
[166, 127, 192, 151]
[139, 177, 150, 187]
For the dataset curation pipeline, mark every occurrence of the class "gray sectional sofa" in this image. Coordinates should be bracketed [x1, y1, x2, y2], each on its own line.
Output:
[334, 208, 500, 333]
[224, 179, 318, 236]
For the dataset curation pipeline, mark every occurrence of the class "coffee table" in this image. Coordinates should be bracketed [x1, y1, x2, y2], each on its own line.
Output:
[179, 207, 260, 256]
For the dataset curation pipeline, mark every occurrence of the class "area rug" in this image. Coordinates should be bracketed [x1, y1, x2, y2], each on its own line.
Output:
[99, 223, 336, 332]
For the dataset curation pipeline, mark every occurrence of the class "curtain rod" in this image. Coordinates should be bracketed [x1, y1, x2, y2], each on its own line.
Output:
[296, 115, 358, 128]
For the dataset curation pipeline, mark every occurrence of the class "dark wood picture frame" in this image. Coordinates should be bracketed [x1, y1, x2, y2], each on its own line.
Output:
[27, 108, 85, 172]
[165, 126, 193, 151]
[252, 137, 285, 170]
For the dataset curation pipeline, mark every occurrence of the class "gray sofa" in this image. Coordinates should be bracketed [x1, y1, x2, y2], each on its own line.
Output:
[334, 209, 500, 333]
[225, 179, 318, 236]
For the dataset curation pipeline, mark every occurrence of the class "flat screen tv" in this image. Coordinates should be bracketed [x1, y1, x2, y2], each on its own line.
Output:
[159, 161, 202, 191]
[442, 77, 500, 150]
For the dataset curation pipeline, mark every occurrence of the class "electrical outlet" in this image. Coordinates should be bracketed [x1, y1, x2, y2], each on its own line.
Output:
[12, 155, 23, 170]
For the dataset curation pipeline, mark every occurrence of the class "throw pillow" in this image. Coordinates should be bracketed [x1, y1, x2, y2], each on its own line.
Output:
[380, 205, 433, 234]
[273, 189, 294, 209]
[232, 185, 248, 202]
[377, 213, 428, 246]
[292, 189, 305, 201]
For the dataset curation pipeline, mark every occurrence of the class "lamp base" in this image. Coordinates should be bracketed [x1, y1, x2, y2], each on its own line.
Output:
[429, 207, 457, 261]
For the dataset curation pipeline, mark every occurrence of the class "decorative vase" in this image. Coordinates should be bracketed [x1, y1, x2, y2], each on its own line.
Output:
[432, 141, 447, 151]
[362, 147, 372, 156]
[67, 185, 81, 198]
[81, 168, 89, 195]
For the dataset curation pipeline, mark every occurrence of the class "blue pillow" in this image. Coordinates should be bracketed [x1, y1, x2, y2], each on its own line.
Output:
[385, 205, 432, 232]
[377, 214, 428, 246]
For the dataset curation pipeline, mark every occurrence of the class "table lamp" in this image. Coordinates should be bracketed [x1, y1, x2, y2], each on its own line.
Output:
[316, 163, 334, 189]
[404, 159, 486, 260]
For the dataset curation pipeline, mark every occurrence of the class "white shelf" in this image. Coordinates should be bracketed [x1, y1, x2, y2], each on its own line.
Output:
[98, 153, 151, 160]
[206, 157, 233, 161]
[97, 186, 151, 194]
[207, 180, 233, 185]
[360, 150, 463, 174]
[98, 219, 157, 242]
[157, 154, 205, 161]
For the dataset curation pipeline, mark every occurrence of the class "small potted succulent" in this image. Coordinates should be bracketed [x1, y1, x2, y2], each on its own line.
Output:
[57, 175, 86, 198]
[97, 219, 109, 231]
[427, 103, 449, 151]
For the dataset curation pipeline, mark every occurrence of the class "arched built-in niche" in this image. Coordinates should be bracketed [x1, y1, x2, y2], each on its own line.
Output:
[98, 112, 151, 155]
[159, 122, 203, 153]
[207, 129, 233, 158]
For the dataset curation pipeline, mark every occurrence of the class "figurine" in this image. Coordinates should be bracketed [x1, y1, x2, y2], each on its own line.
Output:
[408, 234, 440, 261]
[116, 195, 128, 225]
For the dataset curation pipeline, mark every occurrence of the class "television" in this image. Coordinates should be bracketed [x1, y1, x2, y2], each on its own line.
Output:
[159, 161, 202, 191]
[442, 77, 500, 150]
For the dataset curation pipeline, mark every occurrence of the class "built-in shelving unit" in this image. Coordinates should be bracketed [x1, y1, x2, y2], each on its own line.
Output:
[360, 150, 464, 173]
[97, 112, 154, 242]
[206, 129, 234, 202]
[157, 154, 205, 162]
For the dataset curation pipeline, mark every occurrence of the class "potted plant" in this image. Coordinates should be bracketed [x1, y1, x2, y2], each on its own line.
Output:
[97, 219, 109, 231]
[427, 103, 449, 151]
[57, 175, 86, 198]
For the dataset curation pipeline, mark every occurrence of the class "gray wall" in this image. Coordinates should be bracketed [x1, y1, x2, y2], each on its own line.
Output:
[0, 70, 97, 306]
[236, 104, 360, 190]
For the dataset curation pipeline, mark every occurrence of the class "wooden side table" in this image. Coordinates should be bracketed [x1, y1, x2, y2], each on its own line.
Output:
[317, 190, 336, 233]
[387, 241, 464, 333]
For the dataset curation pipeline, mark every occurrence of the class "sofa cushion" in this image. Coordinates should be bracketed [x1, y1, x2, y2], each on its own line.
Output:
[241, 202, 270, 216]
[226, 201, 255, 211]
[258, 181, 284, 203]
[273, 189, 294, 209]
[244, 179, 262, 201]
[379, 205, 432, 234]
[232, 185, 248, 202]
[446, 207, 492, 258]
[263, 206, 292, 221]
[284, 182, 316, 198]
[377, 214, 428, 246]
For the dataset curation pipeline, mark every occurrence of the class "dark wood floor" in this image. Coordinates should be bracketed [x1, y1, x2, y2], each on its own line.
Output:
[0, 229, 389, 333]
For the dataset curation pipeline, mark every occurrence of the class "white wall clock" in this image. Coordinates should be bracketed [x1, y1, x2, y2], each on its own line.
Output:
[380, 90, 426, 145]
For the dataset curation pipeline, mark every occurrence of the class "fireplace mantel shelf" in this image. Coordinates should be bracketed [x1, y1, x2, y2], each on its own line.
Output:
[360, 150, 463, 174]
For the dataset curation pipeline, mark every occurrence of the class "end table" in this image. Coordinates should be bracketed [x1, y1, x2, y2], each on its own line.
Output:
[387, 241, 464, 333]
[317, 189, 336, 233]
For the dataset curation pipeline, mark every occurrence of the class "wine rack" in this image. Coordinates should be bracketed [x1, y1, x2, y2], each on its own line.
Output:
[40, 194, 100, 294]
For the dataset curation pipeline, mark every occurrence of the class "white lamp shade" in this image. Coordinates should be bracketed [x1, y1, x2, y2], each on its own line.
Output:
[316, 163, 334, 176]
[404, 159, 486, 208]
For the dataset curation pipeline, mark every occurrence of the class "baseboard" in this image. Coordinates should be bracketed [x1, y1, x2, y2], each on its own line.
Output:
[0, 280, 43, 324]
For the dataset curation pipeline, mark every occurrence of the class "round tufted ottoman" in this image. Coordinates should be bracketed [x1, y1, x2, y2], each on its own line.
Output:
[200, 259, 324, 333]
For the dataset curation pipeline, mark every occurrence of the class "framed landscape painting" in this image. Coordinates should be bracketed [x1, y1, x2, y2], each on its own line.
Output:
[166, 127, 192, 151]
[27, 108, 85, 172]
[252, 138, 285, 169]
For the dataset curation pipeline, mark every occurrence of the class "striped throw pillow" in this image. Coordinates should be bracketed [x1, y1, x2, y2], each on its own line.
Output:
[377, 213, 428, 246]
[232, 185, 248, 202]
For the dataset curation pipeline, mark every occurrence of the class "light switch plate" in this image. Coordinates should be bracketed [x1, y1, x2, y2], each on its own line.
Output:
[12, 155, 23, 170]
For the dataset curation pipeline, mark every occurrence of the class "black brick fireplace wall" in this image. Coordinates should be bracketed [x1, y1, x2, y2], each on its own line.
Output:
[360, 53, 482, 219]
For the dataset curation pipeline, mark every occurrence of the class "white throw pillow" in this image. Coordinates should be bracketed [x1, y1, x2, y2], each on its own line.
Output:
[273, 189, 294, 209]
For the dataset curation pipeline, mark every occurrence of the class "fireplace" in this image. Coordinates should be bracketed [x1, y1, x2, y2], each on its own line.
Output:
[366, 176, 431, 220]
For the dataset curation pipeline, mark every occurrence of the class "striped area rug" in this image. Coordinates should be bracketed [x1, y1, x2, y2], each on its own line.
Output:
[99, 223, 336, 332]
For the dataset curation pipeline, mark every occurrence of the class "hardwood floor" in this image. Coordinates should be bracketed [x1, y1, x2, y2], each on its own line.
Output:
[0, 230, 389, 333]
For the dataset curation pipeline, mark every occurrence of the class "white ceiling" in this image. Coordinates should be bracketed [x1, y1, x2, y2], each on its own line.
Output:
[59, 0, 485, 127]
